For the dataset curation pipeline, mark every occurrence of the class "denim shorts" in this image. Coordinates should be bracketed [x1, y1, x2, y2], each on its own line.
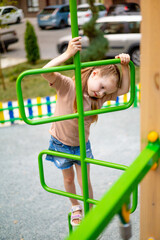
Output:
[46, 136, 94, 170]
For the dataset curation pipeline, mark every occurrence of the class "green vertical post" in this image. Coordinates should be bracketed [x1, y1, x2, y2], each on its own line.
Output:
[69, 0, 90, 214]
[134, 85, 138, 107]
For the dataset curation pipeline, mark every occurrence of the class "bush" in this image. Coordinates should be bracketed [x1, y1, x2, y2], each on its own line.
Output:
[24, 21, 40, 64]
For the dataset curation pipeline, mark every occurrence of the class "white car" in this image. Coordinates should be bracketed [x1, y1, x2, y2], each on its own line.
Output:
[57, 15, 141, 66]
[68, 3, 107, 27]
[0, 6, 24, 25]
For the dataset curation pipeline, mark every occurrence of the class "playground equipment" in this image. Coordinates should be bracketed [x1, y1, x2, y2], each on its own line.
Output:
[0, 85, 140, 125]
[16, 0, 160, 239]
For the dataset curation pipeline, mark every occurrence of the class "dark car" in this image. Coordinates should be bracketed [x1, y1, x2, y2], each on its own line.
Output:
[107, 3, 140, 16]
[0, 30, 18, 52]
[37, 4, 70, 29]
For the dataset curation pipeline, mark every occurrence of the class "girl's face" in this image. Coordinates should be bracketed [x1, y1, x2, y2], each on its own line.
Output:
[87, 69, 118, 98]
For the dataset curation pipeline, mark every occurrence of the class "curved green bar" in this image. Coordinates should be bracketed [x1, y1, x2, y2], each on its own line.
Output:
[16, 59, 135, 125]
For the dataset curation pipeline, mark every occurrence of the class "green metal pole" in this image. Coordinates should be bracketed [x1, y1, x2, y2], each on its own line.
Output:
[69, 0, 90, 214]
[134, 85, 138, 107]
[66, 141, 160, 240]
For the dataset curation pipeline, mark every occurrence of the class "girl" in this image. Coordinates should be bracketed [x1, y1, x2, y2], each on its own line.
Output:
[42, 37, 130, 226]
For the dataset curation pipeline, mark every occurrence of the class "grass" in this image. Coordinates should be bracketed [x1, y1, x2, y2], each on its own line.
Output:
[0, 59, 140, 102]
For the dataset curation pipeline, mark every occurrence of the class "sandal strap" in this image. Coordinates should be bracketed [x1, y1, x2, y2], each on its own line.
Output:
[71, 205, 82, 213]
[71, 214, 82, 220]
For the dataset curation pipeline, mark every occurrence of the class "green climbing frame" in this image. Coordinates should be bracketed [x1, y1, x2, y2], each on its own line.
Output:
[16, 0, 160, 239]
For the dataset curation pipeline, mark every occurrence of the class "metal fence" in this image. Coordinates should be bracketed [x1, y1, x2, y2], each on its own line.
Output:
[0, 84, 140, 126]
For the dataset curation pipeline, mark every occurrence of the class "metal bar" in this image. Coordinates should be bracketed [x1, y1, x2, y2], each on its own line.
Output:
[85, 158, 138, 213]
[85, 158, 128, 171]
[130, 186, 138, 213]
[38, 151, 83, 201]
[69, 0, 90, 215]
[16, 59, 135, 125]
[65, 142, 160, 240]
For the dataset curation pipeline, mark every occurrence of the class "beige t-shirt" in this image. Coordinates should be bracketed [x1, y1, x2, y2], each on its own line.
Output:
[46, 72, 118, 146]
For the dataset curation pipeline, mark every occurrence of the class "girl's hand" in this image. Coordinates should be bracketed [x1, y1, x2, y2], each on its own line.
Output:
[115, 53, 130, 65]
[66, 37, 82, 58]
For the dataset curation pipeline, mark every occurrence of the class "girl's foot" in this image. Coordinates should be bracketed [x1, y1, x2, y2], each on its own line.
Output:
[70, 205, 83, 226]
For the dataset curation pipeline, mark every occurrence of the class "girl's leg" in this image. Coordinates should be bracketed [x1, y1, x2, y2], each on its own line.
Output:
[62, 166, 79, 206]
[75, 164, 93, 207]
[62, 166, 81, 225]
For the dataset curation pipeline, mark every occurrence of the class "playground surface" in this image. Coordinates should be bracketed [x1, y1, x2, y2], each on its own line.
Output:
[0, 107, 140, 240]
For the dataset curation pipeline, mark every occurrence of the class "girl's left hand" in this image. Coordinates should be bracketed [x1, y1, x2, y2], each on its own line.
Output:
[115, 53, 130, 65]
[66, 37, 82, 58]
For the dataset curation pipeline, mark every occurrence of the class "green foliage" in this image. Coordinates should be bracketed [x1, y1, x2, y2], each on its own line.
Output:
[81, 35, 108, 62]
[81, 0, 108, 62]
[65, 0, 108, 65]
[0, 0, 17, 6]
[24, 21, 40, 64]
[0, 60, 139, 102]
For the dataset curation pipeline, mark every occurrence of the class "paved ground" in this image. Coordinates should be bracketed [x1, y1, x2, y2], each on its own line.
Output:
[0, 107, 140, 240]
[1, 18, 140, 239]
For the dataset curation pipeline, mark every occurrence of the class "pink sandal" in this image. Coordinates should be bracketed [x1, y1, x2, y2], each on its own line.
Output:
[70, 205, 83, 227]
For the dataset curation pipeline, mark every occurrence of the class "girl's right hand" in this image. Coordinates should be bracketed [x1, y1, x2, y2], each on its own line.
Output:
[66, 37, 82, 58]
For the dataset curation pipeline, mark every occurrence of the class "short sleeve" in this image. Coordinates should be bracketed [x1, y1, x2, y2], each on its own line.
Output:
[49, 72, 74, 95]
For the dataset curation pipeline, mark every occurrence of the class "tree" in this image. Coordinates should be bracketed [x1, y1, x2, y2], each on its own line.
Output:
[81, 0, 109, 62]
[65, 0, 108, 64]
[24, 21, 40, 64]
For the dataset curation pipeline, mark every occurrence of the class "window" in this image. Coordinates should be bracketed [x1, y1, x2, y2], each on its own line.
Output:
[59, 6, 69, 13]
[27, 0, 39, 12]
[128, 22, 140, 33]
[98, 21, 140, 34]
[2, 7, 16, 14]
[77, 7, 89, 12]
[41, 8, 56, 15]
[2, 8, 11, 15]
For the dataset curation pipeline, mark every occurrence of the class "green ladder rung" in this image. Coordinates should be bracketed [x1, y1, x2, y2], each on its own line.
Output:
[38, 150, 138, 214]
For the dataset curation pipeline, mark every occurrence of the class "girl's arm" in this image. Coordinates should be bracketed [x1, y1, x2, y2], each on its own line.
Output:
[115, 53, 130, 96]
[42, 37, 82, 82]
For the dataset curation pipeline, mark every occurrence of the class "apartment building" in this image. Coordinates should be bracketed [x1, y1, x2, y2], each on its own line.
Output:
[16, 0, 140, 17]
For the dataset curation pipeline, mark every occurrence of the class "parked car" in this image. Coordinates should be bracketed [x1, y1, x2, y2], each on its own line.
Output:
[68, 3, 107, 27]
[0, 6, 24, 25]
[37, 4, 70, 29]
[107, 3, 140, 16]
[0, 29, 18, 52]
[57, 15, 141, 66]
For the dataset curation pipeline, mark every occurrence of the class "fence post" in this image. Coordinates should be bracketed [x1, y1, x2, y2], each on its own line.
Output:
[17, 101, 22, 120]
[8, 101, 14, 124]
[123, 94, 127, 103]
[116, 96, 119, 106]
[27, 99, 33, 119]
[46, 96, 52, 116]
[37, 97, 42, 117]
[0, 102, 5, 124]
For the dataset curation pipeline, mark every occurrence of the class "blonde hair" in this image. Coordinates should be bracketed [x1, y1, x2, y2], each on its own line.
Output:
[73, 65, 121, 123]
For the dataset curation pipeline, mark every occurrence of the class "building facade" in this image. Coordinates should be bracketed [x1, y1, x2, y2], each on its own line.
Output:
[16, 0, 140, 17]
